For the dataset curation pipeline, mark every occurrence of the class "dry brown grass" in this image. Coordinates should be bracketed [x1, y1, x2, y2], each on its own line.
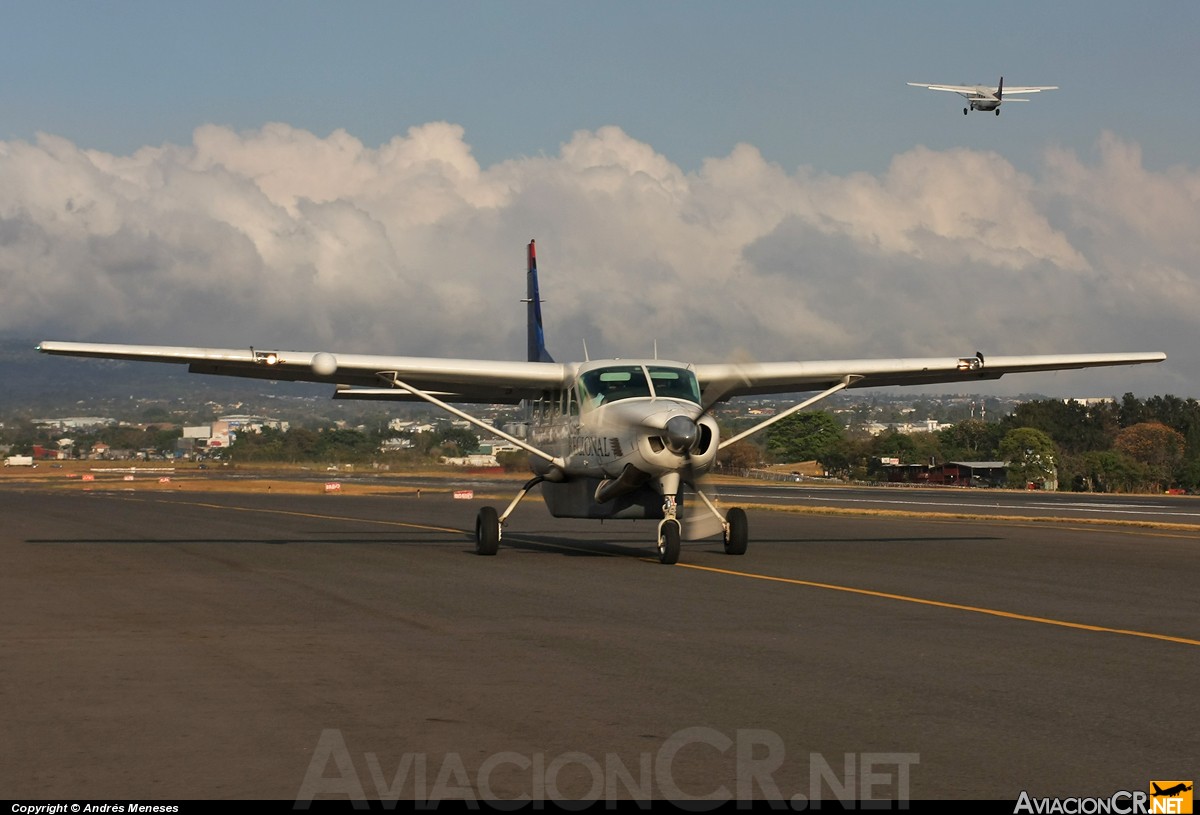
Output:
[3, 461, 1195, 532]
[0, 460, 525, 498]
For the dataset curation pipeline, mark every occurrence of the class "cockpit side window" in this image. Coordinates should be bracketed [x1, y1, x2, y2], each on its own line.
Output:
[647, 366, 701, 404]
[578, 366, 652, 408]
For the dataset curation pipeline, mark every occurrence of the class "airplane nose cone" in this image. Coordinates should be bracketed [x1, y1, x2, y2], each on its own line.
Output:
[664, 415, 699, 455]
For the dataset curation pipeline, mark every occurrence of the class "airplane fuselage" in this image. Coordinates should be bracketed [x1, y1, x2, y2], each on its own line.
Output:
[524, 359, 718, 519]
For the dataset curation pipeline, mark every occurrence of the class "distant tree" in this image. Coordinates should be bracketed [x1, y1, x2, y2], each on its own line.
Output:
[1002, 399, 1114, 455]
[435, 427, 480, 455]
[869, 430, 918, 465]
[148, 427, 182, 453]
[718, 440, 762, 471]
[1075, 450, 1147, 493]
[999, 427, 1059, 489]
[937, 419, 1001, 461]
[1175, 458, 1200, 494]
[140, 405, 172, 423]
[820, 435, 873, 479]
[1143, 395, 1200, 461]
[906, 431, 944, 467]
[765, 411, 843, 463]
[1113, 422, 1185, 491]
[1118, 393, 1146, 428]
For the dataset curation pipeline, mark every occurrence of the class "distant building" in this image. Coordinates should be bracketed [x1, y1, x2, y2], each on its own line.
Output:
[865, 419, 954, 436]
[218, 415, 289, 433]
[1062, 397, 1115, 407]
[389, 420, 436, 433]
[34, 417, 116, 431]
[379, 438, 415, 452]
[883, 461, 1009, 488]
[441, 454, 500, 468]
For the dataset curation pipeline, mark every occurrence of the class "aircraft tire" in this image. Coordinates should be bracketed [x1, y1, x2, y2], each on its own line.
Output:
[963, 108, 968, 115]
[475, 506, 500, 556]
[724, 507, 748, 555]
[995, 109, 1000, 116]
[658, 520, 681, 565]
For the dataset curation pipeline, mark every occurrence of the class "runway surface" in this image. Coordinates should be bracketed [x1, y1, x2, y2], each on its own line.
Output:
[2, 488, 1197, 803]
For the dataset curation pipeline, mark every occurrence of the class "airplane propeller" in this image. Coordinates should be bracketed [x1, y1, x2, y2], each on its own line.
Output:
[667, 360, 754, 540]
[663, 414, 700, 455]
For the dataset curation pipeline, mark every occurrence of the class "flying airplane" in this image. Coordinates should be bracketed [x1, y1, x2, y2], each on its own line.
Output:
[907, 76, 1058, 115]
[1151, 783, 1192, 798]
[37, 240, 1164, 564]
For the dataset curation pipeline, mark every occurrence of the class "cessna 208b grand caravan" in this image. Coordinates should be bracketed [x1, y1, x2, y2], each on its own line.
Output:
[907, 76, 1058, 115]
[39, 241, 1163, 564]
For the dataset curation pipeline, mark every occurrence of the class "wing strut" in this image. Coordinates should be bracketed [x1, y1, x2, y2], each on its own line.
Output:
[375, 371, 565, 468]
[718, 376, 862, 450]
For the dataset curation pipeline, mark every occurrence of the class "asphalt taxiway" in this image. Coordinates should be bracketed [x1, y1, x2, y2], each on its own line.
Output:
[2, 488, 1197, 802]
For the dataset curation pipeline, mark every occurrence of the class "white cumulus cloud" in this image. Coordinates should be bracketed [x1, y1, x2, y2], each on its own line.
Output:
[0, 124, 1191, 395]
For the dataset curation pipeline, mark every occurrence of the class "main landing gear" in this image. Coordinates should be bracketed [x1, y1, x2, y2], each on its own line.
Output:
[475, 506, 500, 556]
[474, 474, 545, 556]
[473, 474, 750, 565]
[724, 507, 748, 555]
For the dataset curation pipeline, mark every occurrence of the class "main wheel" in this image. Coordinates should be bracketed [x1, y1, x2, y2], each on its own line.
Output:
[963, 108, 968, 115]
[658, 520, 681, 565]
[475, 506, 499, 556]
[724, 507, 748, 555]
[995, 109, 1000, 116]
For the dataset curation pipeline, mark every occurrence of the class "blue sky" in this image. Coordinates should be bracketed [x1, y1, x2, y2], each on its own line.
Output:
[6, 2, 1197, 174]
[1, 1, 1197, 397]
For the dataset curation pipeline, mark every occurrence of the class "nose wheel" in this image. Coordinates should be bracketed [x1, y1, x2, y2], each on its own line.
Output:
[657, 519, 681, 565]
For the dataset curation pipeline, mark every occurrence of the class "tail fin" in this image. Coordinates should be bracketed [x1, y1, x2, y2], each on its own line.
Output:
[997, 76, 1004, 99]
[525, 239, 554, 363]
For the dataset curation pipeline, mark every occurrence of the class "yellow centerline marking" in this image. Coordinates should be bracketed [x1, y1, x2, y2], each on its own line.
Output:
[149, 496, 1199, 648]
[678, 562, 1200, 647]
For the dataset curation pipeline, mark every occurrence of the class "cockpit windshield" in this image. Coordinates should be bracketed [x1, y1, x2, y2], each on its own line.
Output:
[577, 365, 700, 408]
[578, 366, 651, 408]
[647, 366, 701, 404]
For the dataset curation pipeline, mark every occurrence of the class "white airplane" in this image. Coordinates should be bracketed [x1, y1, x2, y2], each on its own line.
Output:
[38, 240, 1163, 564]
[907, 76, 1058, 115]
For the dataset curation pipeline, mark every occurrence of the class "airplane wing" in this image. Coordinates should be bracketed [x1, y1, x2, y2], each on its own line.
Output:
[36, 341, 569, 404]
[694, 353, 1166, 400]
[37, 342, 1165, 404]
[907, 83, 981, 93]
[1002, 86, 1058, 93]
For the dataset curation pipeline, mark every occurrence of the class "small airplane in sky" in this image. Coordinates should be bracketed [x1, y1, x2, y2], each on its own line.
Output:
[38, 240, 1164, 564]
[908, 76, 1058, 115]
[1151, 782, 1193, 798]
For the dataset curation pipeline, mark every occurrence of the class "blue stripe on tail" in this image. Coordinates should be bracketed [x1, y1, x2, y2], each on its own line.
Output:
[526, 240, 554, 363]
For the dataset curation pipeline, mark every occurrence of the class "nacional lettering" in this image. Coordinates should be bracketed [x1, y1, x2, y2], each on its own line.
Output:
[570, 435, 612, 458]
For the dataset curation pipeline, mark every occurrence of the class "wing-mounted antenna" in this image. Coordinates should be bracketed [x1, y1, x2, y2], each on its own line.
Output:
[653, 339, 659, 360]
[523, 239, 554, 363]
[582, 338, 590, 362]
